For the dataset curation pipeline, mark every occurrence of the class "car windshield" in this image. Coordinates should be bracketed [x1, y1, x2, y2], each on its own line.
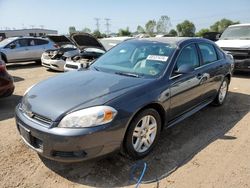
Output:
[92, 40, 176, 78]
[0, 37, 16, 47]
[220, 26, 250, 40]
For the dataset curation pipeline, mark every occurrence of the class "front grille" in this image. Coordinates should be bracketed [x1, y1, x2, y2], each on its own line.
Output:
[32, 113, 52, 125]
[52, 151, 86, 158]
[222, 48, 250, 60]
[65, 64, 78, 69]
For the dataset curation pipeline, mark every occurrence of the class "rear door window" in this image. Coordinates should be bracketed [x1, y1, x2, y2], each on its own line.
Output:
[18, 39, 29, 47]
[35, 39, 49, 45]
[198, 43, 218, 64]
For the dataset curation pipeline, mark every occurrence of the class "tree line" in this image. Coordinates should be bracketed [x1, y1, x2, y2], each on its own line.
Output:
[68, 17, 240, 38]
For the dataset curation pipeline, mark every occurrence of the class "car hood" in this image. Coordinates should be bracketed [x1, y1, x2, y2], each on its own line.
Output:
[70, 33, 106, 51]
[47, 35, 74, 46]
[216, 39, 250, 49]
[22, 70, 151, 121]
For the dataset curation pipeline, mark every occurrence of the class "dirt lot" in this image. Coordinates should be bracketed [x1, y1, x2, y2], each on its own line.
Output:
[0, 62, 250, 188]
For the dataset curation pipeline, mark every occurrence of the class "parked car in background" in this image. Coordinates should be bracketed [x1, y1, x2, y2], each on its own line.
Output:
[0, 54, 14, 97]
[0, 36, 55, 64]
[64, 36, 132, 71]
[216, 23, 250, 72]
[16, 37, 233, 162]
[202, 32, 221, 41]
[41, 35, 79, 71]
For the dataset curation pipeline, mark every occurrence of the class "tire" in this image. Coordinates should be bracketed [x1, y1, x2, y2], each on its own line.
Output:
[212, 77, 229, 106]
[124, 108, 162, 159]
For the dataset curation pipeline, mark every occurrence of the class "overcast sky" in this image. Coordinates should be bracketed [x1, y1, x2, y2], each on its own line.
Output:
[0, 0, 249, 34]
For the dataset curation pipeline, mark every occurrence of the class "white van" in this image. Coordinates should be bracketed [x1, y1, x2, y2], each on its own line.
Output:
[216, 24, 250, 72]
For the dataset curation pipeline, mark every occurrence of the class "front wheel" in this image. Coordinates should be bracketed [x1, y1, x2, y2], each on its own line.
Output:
[124, 109, 161, 159]
[212, 77, 229, 106]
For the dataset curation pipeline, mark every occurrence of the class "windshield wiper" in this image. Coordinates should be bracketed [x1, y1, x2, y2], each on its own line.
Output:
[92, 66, 99, 71]
[115, 71, 141, 78]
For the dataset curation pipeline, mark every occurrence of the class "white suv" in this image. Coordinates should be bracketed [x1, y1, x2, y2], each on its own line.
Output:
[0, 36, 55, 64]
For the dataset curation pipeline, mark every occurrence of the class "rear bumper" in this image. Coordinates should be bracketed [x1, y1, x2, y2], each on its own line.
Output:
[15, 105, 124, 162]
[41, 58, 65, 72]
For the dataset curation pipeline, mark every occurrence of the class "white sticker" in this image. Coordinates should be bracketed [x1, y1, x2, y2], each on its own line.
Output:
[146, 55, 168, 62]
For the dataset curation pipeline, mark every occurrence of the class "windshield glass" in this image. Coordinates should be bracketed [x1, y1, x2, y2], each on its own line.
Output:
[92, 40, 176, 78]
[220, 26, 250, 40]
[0, 37, 16, 47]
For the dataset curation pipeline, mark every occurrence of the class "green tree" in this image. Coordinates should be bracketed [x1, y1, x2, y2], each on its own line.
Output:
[196, 28, 210, 37]
[156, 15, 171, 34]
[69, 26, 76, 34]
[118, 27, 131, 36]
[82, 27, 91, 33]
[210, 18, 240, 32]
[92, 30, 102, 38]
[137, 25, 145, 34]
[145, 20, 156, 36]
[176, 20, 196, 37]
[169, 29, 178, 36]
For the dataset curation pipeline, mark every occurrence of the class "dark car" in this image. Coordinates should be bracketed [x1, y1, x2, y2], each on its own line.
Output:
[202, 32, 221, 42]
[0, 54, 14, 97]
[15, 37, 233, 162]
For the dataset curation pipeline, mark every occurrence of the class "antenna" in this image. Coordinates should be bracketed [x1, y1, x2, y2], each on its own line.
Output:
[94, 18, 100, 31]
[105, 18, 111, 35]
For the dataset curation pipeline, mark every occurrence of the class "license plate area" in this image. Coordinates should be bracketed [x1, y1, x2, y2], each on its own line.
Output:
[19, 124, 31, 144]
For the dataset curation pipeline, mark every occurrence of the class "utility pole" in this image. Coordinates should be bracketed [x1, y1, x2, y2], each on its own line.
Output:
[105, 18, 111, 36]
[94, 18, 100, 31]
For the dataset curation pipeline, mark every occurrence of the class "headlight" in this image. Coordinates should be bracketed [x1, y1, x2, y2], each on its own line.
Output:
[58, 106, 117, 128]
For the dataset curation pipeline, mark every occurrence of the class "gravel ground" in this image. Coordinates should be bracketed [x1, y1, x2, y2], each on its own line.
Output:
[0, 62, 249, 188]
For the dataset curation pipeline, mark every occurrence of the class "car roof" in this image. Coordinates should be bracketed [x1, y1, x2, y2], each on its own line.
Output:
[228, 23, 250, 27]
[8, 36, 48, 40]
[130, 37, 213, 47]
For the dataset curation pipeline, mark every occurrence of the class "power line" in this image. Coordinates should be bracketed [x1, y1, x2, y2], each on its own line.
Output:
[105, 18, 111, 35]
[94, 18, 100, 31]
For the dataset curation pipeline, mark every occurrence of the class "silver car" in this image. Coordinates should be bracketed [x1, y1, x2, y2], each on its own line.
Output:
[0, 36, 55, 64]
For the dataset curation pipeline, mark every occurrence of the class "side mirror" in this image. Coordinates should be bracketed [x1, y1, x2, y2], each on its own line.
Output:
[175, 64, 194, 74]
[9, 43, 16, 49]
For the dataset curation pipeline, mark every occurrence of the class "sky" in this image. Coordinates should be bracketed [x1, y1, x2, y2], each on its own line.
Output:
[0, 0, 250, 34]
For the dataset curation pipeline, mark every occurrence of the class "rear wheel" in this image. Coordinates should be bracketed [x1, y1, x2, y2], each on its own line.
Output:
[124, 109, 161, 159]
[212, 77, 229, 106]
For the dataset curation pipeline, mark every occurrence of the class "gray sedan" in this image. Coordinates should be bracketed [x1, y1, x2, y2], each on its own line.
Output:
[0, 36, 55, 64]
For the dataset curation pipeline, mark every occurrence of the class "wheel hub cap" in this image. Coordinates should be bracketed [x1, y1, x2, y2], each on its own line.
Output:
[132, 115, 157, 153]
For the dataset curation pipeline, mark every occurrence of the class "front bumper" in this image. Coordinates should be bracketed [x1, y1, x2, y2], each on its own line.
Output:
[15, 105, 123, 162]
[41, 58, 66, 72]
[234, 58, 250, 72]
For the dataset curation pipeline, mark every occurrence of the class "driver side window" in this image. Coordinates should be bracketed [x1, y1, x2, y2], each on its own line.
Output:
[173, 44, 199, 74]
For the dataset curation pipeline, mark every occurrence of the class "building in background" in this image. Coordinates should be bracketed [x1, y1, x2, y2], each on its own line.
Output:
[0, 28, 58, 41]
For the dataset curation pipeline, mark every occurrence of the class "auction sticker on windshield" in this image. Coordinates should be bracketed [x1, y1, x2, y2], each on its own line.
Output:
[147, 55, 168, 62]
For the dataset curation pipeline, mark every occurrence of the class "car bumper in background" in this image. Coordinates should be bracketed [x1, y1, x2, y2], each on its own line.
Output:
[41, 58, 66, 72]
[64, 61, 82, 72]
[234, 58, 250, 72]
